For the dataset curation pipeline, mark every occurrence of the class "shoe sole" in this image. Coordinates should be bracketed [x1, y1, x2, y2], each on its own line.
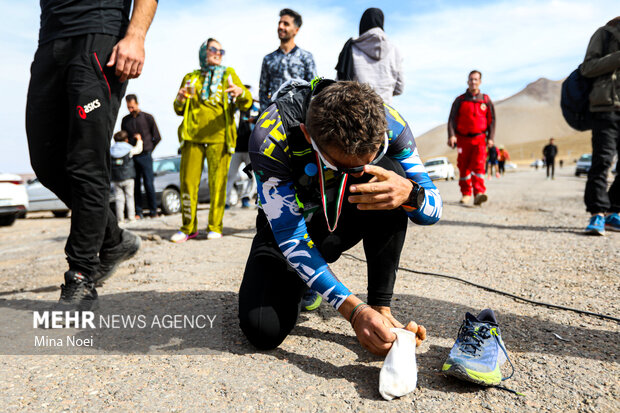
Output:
[442, 363, 501, 386]
[171, 232, 198, 243]
[605, 225, 620, 232]
[473, 194, 488, 206]
[585, 229, 605, 236]
[302, 295, 322, 311]
[94, 235, 142, 284]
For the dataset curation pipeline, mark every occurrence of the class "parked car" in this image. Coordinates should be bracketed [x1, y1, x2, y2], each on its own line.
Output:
[575, 154, 592, 176]
[26, 178, 69, 217]
[423, 157, 455, 181]
[136, 154, 254, 215]
[504, 162, 518, 171]
[530, 159, 544, 168]
[0, 173, 28, 226]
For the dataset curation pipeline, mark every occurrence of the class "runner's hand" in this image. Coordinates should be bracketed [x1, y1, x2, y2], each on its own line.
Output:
[107, 34, 145, 83]
[373, 306, 427, 347]
[352, 306, 397, 356]
[348, 165, 412, 210]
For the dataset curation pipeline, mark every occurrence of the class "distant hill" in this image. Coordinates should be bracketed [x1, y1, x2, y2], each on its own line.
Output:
[415, 78, 591, 164]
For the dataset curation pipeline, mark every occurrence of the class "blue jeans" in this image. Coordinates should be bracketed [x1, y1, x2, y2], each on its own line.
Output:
[133, 151, 157, 216]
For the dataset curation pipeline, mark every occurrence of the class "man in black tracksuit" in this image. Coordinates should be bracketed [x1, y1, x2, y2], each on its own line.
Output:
[25, 0, 158, 311]
[542, 138, 558, 179]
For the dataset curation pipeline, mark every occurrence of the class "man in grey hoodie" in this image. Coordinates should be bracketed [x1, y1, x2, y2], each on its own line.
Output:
[336, 8, 404, 104]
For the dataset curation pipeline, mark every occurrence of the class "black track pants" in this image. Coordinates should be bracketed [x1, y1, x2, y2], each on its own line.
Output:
[26, 34, 127, 276]
[238, 157, 409, 350]
[585, 111, 620, 214]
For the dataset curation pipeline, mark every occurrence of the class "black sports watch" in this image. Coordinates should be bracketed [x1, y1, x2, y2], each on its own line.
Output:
[406, 180, 425, 209]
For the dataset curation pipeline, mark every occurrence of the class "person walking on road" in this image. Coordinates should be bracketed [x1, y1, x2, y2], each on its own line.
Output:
[226, 86, 259, 209]
[335, 7, 404, 104]
[498, 145, 509, 175]
[258, 8, 317, 111]
[448, 70, 496, 205]
[121, 94, 162, 218]
[543, 138, 558, 180]
[171, 38, 252, 243]
[581, 16, 620, 235]
[239, 79, 442, 356]
[110, 131, 143, 223]
[486, 138, 500, 179]
[26, 0, 157, 311]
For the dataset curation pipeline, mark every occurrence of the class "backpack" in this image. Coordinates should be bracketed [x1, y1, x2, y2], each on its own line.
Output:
[560, 65, 593, 131]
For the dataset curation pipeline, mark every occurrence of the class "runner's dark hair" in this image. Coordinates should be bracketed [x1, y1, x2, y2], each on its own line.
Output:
[306, 81, 386, 156]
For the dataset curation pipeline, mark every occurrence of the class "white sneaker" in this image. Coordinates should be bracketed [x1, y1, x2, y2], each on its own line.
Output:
[207, 231, 222, 240]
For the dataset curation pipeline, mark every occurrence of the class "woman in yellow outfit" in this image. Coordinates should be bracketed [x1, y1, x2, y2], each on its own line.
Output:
[171, 38, 252, 242]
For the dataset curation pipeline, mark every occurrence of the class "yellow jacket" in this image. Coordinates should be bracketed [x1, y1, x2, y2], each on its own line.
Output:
[174, 67, 252, 152]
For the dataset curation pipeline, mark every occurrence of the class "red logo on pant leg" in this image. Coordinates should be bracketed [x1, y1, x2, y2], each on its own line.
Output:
[77, 105, 86, 119]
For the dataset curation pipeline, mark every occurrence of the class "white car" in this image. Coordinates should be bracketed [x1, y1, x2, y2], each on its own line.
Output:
[0, 173, 28, 226]
[26, 177, 70, 217]
[424, 157, 455, 181]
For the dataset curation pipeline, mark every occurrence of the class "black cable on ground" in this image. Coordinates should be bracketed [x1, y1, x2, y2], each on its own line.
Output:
[342, 253, 620, 323]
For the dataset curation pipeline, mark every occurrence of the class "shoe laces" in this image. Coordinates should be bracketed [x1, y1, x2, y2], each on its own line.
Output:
[60, 279, 92, 303]
[457, 319, 491, 355]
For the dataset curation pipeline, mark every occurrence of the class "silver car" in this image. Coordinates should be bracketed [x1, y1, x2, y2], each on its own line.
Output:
[26, 178, 69, 217]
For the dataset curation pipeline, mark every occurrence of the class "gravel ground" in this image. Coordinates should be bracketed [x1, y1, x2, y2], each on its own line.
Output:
[0, 167, 618, 412]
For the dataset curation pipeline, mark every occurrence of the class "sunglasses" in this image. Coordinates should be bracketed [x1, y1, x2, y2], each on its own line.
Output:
[310, 133, 389, 175]
[207, 46, 225, 56]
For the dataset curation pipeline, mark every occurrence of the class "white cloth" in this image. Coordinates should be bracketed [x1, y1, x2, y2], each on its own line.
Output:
[379, 328, 418, 400]
[350, 27, 404, 105]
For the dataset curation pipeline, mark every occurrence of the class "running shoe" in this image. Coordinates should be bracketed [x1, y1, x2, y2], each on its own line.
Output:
[459, 195, 471, 204]
[170, 231, 198, 243]
[605, 213, 620, 232]
[92, 230, 141, 283]
[241, 197, 252, 208]
[207, 231, 222, 240]
[442, 309, 514, 386]
[585, 214, 605, 236]
[301, 289, 322, 311]
[474, 193, 488, 206]
[53, 271, 99, 312]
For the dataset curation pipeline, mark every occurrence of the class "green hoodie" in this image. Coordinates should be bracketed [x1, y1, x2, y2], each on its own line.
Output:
[174, 67, 252, 152]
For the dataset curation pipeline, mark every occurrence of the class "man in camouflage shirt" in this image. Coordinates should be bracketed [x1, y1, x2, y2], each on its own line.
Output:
[259, 8, 317, 111]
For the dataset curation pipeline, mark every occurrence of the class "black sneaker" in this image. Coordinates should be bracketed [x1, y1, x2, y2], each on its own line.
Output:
[92, 229, 141, 284]
[53, 271, 99, 312]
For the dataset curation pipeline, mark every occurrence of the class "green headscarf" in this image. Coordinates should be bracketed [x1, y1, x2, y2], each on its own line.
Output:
[198, 40, 227, 101]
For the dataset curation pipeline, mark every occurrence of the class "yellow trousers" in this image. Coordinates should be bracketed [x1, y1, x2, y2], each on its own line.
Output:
[179, 141, 231, 235]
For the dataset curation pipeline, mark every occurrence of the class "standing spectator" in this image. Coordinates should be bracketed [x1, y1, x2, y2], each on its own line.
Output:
[226, 86, 259, 209]
[448, 70, 496, 205]
[171, 38, 252, 243]
[121, 94, 162, 218]
[335, 7, 404, 104]
[110, 131, 143, 223]
[498, 145, 510, 175]
[259, 9, 317, 111]
[543, 138, 558, 180]
[486, 138, 500, 179]
[581, 17, 620, 235]
[25, 0, 157, 311]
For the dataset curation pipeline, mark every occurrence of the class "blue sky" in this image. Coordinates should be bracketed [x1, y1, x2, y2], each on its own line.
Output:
[0, 0, 616, 173]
